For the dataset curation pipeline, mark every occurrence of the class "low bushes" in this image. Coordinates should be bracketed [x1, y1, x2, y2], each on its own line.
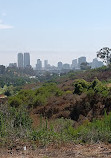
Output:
[75, 112, 111, 143]
[30, 112, 111, 144]
[0, 103, 32, 140]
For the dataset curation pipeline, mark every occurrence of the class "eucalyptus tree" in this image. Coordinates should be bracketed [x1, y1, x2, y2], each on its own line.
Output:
[97, 47, 111, 65]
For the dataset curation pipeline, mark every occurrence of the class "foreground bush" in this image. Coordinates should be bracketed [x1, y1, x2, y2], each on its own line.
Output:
[0, 103, 32, 140]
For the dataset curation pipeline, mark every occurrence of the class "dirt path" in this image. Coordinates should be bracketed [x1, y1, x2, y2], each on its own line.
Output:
[0, 143, 111, 158]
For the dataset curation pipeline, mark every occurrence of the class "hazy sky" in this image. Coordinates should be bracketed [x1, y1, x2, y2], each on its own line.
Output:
[0, 0, 111, 66]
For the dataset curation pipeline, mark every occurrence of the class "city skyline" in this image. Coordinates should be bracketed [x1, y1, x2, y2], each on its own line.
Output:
[0, 50, 100, 67]
[12, 52, 103, 70]
[0, 0, 111, 66]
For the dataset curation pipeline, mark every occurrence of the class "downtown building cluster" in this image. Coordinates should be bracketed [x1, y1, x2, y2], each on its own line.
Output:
[35, 56, 103, 72]
[9, 53, 103, 73]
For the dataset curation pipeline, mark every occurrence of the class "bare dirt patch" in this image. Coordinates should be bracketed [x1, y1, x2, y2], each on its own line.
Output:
[1, 143, 111, 158]
[106, 83, 111, 88]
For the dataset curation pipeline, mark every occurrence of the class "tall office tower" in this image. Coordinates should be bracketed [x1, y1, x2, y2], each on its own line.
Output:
[44, 60, 48, 69]
[17, 53, 23, 68]
[71, 59, 78, 69]
[24, 52, 30, 68]
[78, 56, 86, 68]
[57, 61, 63, 70]
[36, 59, 42, 70]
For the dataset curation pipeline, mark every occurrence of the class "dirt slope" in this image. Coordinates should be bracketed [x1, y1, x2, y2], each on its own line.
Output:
[0, 143, 111, 158]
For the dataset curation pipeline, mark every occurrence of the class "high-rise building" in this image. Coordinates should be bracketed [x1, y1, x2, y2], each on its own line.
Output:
[71, 59, 78, 69]
[17, 53, 23, 68]
[57, 61, 63, 70]
[36, 59, 42, 70]
[78, 56, 86, 68]
[44, 60, 48, 69]
[24, 52, 30, 68]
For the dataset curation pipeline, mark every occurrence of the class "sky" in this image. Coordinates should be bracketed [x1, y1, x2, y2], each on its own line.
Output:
[0, 0, 111, 66]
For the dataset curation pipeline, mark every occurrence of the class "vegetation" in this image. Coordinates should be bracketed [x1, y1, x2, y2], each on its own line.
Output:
[1, 65, 111, 147]
[0, 65, 37, 88]
[73, 78, 109, 97]
[97, 47, 111, 65]
[1, 102, 111, 146]
[0, 103, 32, 140]
[80, 62, 91, 70]
[30, 112, 111, 144]
[8, 83, 63, 108]
[0, 75, 37, 87]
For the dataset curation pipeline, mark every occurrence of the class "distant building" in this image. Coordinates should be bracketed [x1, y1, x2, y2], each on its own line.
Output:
[78, 57, 86, 68]
[47, 64, 51, 69]
[58, 61, 63, 70]
[9, 63, 17, 68]
[36, 59, 42, 70]
[24, 52, 30, 68]
[17, 53, 23, 68]
[92, 58, 103, 69]
[71, 59, 78, 69]
[63, 63, 70, 69]
[44, 60, 48, 69]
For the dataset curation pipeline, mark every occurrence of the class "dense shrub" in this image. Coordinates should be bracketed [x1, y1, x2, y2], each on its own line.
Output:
[8, 83, 63, 108]
[8, 97, 22, 107]
[73, 78, 109, 97]
[33, 95, 47, 107]
[73, 79, 90, 95]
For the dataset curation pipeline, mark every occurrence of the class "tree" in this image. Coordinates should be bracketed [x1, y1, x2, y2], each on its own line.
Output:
[80, 62, 91, 70]
[97, 47, 111, 65]
[0, 65, 5, 74]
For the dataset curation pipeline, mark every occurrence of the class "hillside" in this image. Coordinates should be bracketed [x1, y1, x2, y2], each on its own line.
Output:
[1, 66, 111, 156]
[31, 66, 111, 126]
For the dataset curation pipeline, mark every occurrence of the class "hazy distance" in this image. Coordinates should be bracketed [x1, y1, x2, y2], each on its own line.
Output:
[0, 0, 111, 66]
[0, 50, 98, 67]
